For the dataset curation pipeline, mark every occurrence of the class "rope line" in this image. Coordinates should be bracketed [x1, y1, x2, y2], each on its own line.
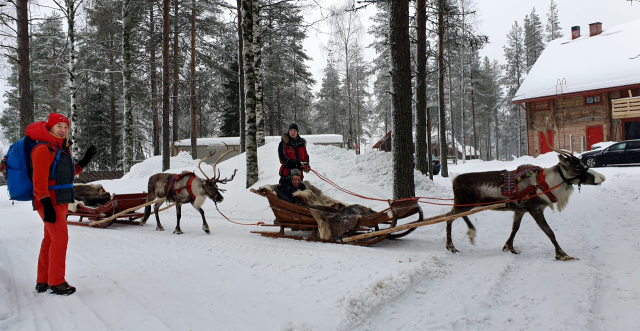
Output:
[308, 168, 563, 208]
[214, 202, 264, 226]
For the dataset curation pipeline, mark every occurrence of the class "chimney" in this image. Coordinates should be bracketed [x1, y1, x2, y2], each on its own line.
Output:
[589, 22, 602, 36]
[571, 26, 580, 39]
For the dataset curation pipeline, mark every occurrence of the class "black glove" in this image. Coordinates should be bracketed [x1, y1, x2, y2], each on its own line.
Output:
[78, 146, 97, 168]
[40, 197, 57, 224]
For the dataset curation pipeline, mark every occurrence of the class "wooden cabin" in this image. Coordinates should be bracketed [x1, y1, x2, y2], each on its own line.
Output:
[512, 21, 640, 157]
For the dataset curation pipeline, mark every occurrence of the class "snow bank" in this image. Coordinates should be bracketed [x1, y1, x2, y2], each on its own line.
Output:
[122, 151, 200, 179]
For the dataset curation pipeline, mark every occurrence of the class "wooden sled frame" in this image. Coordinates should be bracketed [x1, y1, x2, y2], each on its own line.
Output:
[250, 188, 425, 246]
[67, 193, 150, 228]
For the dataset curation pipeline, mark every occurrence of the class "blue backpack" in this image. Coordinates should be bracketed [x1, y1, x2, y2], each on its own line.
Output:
[4, 137, 51, 201]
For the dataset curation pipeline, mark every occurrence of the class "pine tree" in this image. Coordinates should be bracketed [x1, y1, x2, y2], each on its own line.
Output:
[390, 0, 415, 199]
[524, 7, 545, 72]
[545, 0, 564, 42]
[503, 21, 526, 157]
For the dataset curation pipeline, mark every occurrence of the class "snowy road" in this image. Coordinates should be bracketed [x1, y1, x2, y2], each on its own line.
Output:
[1, 144, 638, 330]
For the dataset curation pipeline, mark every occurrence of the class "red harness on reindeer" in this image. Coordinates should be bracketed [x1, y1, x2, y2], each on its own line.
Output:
[164, 172, 197, 200]
[500, 167, 557, 203]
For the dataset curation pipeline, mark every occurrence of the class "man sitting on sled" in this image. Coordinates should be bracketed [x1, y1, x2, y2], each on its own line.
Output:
[277, 169, 306, 204]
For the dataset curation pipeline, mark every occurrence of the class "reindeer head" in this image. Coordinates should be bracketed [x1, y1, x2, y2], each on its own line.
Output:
[197, 144, 238, 203]
[535, 115, 606, 186]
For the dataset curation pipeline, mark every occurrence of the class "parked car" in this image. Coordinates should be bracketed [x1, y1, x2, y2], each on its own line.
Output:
[413, 154, 441, 175]
[580, 139, 640, 167]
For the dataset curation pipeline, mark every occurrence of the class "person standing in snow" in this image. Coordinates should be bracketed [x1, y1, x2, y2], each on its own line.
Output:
[28, 113, 97, 295]
[277, 169, 307, 204]
[278, 123, 310, 185]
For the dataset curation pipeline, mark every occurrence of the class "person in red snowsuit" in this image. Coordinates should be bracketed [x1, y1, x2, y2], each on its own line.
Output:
[278, 123, 309, 185]
[27, 113, 96, 295]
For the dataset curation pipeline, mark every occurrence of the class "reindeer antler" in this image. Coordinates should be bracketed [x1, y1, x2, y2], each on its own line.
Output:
[533, 114, 572, 156]
[197, 151, 221, 179]
[212, 143, 237, 180]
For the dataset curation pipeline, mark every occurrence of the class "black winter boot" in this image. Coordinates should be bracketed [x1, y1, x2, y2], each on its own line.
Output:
[49, 282, 76, 295]
[35, 283, 48, 293]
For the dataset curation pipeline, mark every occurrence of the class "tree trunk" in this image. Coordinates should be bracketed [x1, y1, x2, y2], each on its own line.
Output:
[447, 52, 456, 165]
[253, 0, 264, 147]
[162, 0, 171, 171]
[109, 46, 117, 168]
[17, 0, 33, 135]
[242, 0, 258, 188]
[67, 2, 78, 158]
[427, 107, 434, 180]
[437, 0, 448, 177]
[237, 0, 245, 152]
[172, 0, 179, 148]
[415, 0, 428, 175]
[150, 2, 160, 156]
[471, 69, 478, 159]
[190, 0, 197, 159]
[123, 0, 134, 172]
[389, 0, 415, 199]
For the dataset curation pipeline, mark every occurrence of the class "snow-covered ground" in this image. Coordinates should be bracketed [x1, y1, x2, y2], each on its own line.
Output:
[1, 143, 639, 330]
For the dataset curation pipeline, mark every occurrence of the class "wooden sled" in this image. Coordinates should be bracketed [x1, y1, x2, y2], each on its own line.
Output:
[67, 193, 149, 228]
[250, 188, 424, 246]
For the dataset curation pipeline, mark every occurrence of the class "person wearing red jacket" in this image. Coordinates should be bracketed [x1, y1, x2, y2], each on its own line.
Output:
[278, 123, 309, 185]
[27, 113, 97, 295]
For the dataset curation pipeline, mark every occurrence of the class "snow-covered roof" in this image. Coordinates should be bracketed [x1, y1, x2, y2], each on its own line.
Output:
[512, 20, 640, 103]
[174, 134, 344, 147]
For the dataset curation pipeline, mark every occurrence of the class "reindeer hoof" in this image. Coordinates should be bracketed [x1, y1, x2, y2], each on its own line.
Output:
[173, 229, 183, 234]
[502, 245, 520, 254]
[556, 254, 578, 261]
[156, 226, 164, 231]
[140, 221, 146, 226]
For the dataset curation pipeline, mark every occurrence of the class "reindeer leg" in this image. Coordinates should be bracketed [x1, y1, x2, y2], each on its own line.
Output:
[462, 216, 477, 245]
[445, 207, 473, 253]
[445, 220, 458, 253]
[174, 204, 183, 234]
[140, 193, 156, 226]
[503, 211, 525, 254]
[528, 208, 577, 261]
[154, 201, 165, 231]
[194, 206, 209, 234]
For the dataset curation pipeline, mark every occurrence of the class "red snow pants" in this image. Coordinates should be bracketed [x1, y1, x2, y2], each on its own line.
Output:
[35, 203, 70, 286]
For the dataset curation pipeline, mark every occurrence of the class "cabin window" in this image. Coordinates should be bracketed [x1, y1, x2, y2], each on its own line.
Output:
[534, 101, 550, 112]
[584, 95, 601, 106]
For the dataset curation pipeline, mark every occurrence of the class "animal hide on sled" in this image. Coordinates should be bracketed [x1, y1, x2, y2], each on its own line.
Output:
[69, 184, 112, 211]
[293, 182, 377, 240]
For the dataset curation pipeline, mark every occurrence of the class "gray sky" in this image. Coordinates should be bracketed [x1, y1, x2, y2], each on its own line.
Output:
[303, 0, 640, 92]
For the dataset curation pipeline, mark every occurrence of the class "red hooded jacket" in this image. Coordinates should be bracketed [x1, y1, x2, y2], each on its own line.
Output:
[25, 121, 83, 208]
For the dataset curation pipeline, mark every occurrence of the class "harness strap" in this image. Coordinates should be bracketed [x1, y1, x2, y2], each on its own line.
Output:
[166, 173, 197, 200]
[48, 184, 74, 190]
[536, 169, 557, 203]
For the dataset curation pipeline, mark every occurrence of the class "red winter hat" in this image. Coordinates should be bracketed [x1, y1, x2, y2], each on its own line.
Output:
[46, 113, 70, 130]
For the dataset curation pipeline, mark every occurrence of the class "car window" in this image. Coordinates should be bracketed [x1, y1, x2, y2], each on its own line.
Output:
[608, 143, 626, 151]
[626, 141, 640, 150]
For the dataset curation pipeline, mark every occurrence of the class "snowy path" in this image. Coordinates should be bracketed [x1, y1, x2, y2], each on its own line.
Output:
[1, 144, 639, 330]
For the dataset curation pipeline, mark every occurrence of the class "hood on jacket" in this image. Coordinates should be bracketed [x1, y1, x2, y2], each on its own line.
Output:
[25, 121, 67, 149]
[281, 133, 306, 146]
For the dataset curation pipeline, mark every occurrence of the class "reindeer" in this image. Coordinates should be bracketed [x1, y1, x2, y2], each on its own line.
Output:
[444, 116, 606, 260]
[140, 147, 237, 234]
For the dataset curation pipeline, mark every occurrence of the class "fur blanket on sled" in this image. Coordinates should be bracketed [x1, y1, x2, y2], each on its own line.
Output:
[261, 181, 377, 240]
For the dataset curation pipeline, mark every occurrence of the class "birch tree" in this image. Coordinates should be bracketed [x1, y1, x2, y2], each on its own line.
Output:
[52, 0, 83, 157]
[242, 0, 258, 187]
[121, 0, 134, 171]
[253, 0, 264, 146]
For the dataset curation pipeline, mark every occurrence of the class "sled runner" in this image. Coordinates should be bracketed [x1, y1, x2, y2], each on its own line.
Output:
[67, 193, 152, 228]
[250, 187, 424, 246]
